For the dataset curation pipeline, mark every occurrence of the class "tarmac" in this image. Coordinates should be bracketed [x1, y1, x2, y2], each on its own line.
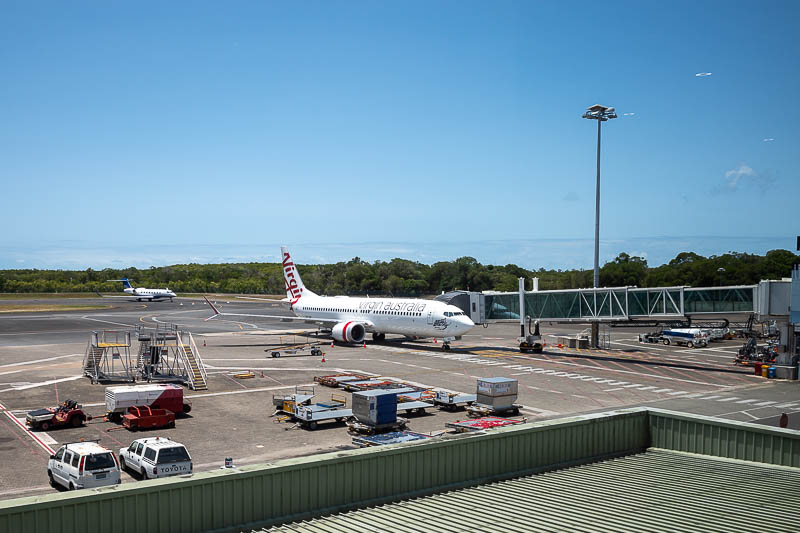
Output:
[0, 296, 796, 501]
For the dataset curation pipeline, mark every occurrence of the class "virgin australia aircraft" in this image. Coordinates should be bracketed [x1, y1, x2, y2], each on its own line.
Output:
[101, 278, 177, 302]
[204, 246, 474, 350]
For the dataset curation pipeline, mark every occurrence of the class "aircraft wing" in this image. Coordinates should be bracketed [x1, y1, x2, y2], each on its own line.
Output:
[235, 296, 289, 303]
[203, 297, 374, 329]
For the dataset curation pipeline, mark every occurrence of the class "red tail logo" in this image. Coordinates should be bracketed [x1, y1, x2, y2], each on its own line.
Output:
[283, 252, 303, 307]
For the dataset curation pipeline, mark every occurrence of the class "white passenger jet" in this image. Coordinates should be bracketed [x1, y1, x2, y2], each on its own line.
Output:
[101, 278, 177, 302]
[204, 247, 474, 350]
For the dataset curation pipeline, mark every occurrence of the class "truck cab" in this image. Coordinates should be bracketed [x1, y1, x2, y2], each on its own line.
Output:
[47, 442, 121, 491]
[119, 437, 192, 479]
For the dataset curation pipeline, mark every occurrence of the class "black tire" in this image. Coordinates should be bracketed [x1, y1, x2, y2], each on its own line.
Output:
[687, 341, 694, 348]
[442, 344, 451, 351]
[48, 471, 55, 488]
[68, 482, 75, 491]
[662, 338, 670, 346]
[512, 407, 520, 416]
[119, 457, 127, 472]
[40, 421, 50, 432]
[183, 404, 192, 414]
[70, 415, 83, 428]
[308, 422, 318, 430]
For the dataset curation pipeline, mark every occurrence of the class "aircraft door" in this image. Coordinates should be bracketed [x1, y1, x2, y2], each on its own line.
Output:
[427, 312, 433, 325]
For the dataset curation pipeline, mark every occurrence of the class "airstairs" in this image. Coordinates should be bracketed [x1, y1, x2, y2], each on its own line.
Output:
[82, 330, 135, 383]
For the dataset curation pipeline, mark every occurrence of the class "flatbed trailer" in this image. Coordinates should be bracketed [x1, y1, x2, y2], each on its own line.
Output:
[342, 379, 399, 392]
[396, 401, 433, 415]
[352, 431, 432, 448]
[465, 403, 521, 418]
[293, 403, 352, 430]
[346, 417, 408, 435]
[446, 416, 526, 433]
[433, 391, 477, 411]
[314, 374, 371, 388]
[268, 344, 324, 358]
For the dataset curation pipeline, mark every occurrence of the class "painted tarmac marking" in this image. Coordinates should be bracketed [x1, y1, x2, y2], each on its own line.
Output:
[0, 375, 83, 393]
[0, 354, 83, 369]
[0, 400, 55, 455]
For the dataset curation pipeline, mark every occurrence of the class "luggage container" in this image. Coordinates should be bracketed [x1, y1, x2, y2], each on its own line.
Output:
[476, 378, 518, 410]
[314, 373, 370, 388]
[352, 390, 398, 426]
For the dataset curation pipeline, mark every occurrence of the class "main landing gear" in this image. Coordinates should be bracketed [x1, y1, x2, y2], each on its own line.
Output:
[372, 333, 386, 343]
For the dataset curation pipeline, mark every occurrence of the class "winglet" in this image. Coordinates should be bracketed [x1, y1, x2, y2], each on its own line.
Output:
[203, 296, 221, 321]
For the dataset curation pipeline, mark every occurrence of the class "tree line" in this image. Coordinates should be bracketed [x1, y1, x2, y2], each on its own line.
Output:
[0, 249, 797, 296]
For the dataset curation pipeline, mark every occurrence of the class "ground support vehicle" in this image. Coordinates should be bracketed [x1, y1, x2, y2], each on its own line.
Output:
[734, 339, 778, 366]
[446, 417, 525, 433]
[342, 379, 399, 392]
[48, 441, 120, 491]
[105, 384, 191, 423]
[351, 431, 432, 447]
[293, 400, 352, 430]
[433, 391, 477, 411]
[26, 400, 88, 431]
[661, 329, 708, 348]
[519, 319, 544, 353]
[122, 406, 176, 431]
[638, 332, 662, 344]
[314, 373, 370, 387]
[119, 437, 192, 479]
[272, 386, 315, 415]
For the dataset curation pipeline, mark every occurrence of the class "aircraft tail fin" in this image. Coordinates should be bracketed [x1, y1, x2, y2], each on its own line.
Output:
[121, 278, 133, 290]
[281, 246, 315, 306]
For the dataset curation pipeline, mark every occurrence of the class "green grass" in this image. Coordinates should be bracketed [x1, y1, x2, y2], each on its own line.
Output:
[0, 293, 100, 300]
[0, 303, 111, 313]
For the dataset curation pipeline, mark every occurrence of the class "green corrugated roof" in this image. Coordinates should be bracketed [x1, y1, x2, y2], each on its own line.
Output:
[263, 449, 799, 532]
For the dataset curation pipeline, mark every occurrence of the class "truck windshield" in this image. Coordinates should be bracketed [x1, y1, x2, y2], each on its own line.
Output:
[157, 447, 190, 464]
[85, 453, 116, 471]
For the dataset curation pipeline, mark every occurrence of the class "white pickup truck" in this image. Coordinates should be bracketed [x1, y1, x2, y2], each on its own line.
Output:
[118, 437, 192, 479]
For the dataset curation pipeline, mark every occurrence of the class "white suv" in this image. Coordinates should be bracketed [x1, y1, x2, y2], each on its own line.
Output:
[119, 437, 192, 479]
[48, 442, 121, 490]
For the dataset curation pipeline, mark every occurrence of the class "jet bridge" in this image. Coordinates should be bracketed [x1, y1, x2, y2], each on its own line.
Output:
[481, 284, 758, 322]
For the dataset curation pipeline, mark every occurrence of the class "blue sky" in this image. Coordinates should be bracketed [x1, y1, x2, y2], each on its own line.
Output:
[1, 1, 797, 270]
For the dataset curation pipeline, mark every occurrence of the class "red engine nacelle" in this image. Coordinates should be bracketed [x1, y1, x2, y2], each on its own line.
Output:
[331, 322, 366, 344]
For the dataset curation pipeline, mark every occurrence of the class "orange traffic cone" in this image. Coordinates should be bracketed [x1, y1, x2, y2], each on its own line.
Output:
[363, 342, 367, 349]
[434, 338, 438, 344]
[321, 353, 326, 363]
[203, 340, 206, 347]
[260, 370, 264, 378]
[330, 340, 334, 348]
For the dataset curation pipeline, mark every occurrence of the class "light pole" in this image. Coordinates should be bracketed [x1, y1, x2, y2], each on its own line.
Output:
[582, 104, 617, 347]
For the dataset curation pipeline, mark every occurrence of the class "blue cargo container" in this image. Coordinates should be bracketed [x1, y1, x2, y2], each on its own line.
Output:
[352, 390, 398, 425]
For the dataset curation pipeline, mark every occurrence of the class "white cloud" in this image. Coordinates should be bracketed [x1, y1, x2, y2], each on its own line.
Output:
[562, 191, 579, 202]
[763, 138, 775, 142]
[724, 163, 756, 189]
[695, 72, 712, 77]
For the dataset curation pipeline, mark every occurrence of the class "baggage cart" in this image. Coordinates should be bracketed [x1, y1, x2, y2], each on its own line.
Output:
[433, 391, 477, 411]
[446, 416, 525, 433]
[351, 431, 432, 448]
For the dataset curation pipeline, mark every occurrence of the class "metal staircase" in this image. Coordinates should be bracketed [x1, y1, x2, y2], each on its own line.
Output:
[178, 332, 208, 391]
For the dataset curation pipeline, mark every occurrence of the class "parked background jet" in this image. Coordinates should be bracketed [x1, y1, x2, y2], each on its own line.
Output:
[99, 278, 177, 302]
